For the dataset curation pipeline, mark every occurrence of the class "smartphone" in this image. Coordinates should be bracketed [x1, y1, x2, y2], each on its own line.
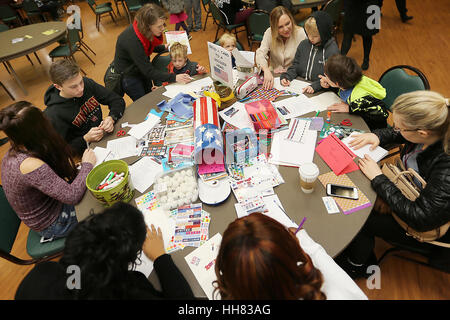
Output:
[326, 183, 359, 200]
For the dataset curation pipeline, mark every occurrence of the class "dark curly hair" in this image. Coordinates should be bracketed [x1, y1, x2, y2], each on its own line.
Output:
[60, 202, 147, 299]
[214, 213, 326, 300]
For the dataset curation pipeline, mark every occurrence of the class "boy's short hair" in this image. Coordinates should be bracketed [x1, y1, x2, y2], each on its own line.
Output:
[304, 17, 319, 37]
[49, 60, 80, 86]
[324, 54, 362, 89]
[218, 33, 236, 46]
[169, 42, 188, 60]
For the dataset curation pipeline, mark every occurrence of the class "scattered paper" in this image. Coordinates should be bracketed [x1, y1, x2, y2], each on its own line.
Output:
[322, 196, 340, 214]
[106, 136, 138, 159]
[219, 102, 254, 130]
[129, 157, 163, 193]
[127, 113, 160, 140]
[273, 77, 310, 94]
[341, 133, 388, 162]
[92, 146, 111, 168]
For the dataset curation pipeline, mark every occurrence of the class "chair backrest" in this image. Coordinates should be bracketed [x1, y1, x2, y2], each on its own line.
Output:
[209, 1, 226, 26]
[202, 0, 211, 6]
[0, 5, 18, 20]
[247, 10, 270, 40]
[0, 24, 9, 32]
[379, 65, 430, 111]
[87, 0, 97, 11]
[124, 0, 143, 9]
[322, 0, 343, 24]
[22, 0, 40, 13]
[0, 186, 21, 254]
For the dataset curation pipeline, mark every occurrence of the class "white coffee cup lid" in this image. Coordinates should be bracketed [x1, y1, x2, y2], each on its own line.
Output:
[299, 163, 319, 178]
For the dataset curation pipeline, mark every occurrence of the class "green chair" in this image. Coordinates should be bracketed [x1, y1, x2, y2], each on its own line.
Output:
[201, 0, 213, 31]
[49, 28, 94, 74]
[87, 0, 117, 31]
[0, 186, 65, 265]
[123, 0, 143, 24]
[0, 5, 23, 26]
[322, 0, 344, 37]
[113, 0, 128, 17]
[151, 51, 171, 86]
[209, 1, 247, 43]
[246, 10, 270, 49]
[22, 0, 47, 23]
[378, 65, 430, 158]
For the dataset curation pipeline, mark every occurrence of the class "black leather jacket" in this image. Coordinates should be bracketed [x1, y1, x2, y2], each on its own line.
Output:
[371, 128, 450, 232]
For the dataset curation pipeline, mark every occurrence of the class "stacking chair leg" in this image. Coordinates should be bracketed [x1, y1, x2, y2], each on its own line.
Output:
[0, 81, 15, 101]
[214, 25, 220, 41]
[81, 40, 96, 55]
[25, 54, 34, 66]
[203, 13, 209, 31]
[3, 62, 11, 74]
[79, 47, 95, 65]
[114, 1, 121, 16]
[33, 52, 42, 64]
[110, 11, 117, 24]
[96, 15, 100, 31]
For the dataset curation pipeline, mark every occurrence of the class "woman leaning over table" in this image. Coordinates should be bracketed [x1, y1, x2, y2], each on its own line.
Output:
[0, 101, 96, 240]
[335, 91, 450, 277]
[255, 6, 307, 90]
[113, 3, 192, 102]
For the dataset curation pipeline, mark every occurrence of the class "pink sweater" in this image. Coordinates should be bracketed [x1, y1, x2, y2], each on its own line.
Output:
[1, 150, 93, 231]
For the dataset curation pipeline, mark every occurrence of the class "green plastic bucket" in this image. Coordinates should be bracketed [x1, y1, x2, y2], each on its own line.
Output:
[86, 160, 134, 207]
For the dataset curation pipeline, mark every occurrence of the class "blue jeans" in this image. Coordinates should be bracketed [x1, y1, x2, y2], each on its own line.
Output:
[122, 75, 151, 102]
[184, 0, 202, 29]
[39, 204, 78, 240]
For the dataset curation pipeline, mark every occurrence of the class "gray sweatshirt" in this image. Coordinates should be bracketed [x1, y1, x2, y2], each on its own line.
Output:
[280, 11, 339, 92]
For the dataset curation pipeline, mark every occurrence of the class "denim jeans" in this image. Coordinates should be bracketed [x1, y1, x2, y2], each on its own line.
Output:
[39, 204, 78, 240]
[122, 75, 151, 102]
[184, 0, 202, 30]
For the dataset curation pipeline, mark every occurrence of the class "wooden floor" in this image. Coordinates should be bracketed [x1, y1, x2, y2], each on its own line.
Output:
[0, 0, 449, 300]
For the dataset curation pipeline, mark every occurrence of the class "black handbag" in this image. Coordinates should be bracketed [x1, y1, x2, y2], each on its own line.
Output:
[104, 62, 133, 97]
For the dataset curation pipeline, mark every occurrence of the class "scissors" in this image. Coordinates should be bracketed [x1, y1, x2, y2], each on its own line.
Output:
[116, 130, 126, 137]
[340, 119, 352, 126]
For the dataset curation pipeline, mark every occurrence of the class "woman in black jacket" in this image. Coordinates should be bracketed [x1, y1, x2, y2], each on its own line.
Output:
[113, 4, 191, 101]
[335, 90, 450, 277]
[15, 202, 195, 300]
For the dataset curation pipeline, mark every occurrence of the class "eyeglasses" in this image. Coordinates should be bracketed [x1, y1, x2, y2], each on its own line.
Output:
[392, 125, 418, 133]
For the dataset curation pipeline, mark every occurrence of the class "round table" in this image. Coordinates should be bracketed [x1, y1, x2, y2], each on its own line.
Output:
[75, 83, 376, 298]
[0, 21, 66, 95]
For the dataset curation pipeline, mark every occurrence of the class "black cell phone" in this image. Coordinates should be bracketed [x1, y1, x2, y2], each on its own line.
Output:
[326, 183, 359, 200]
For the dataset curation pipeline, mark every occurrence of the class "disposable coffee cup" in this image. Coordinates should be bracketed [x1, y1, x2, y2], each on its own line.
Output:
[298, 163, 319, 194]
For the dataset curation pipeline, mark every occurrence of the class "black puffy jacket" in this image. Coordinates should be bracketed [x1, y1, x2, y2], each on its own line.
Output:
[371, 128, 450, 232]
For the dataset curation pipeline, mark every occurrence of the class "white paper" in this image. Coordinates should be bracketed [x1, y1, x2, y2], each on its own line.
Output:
[219, 102, 254, 130]
[273, 77, 310, 94]
[309, 91, 342, 110]
[269, 126, 317, 167]
[127, 114, 160, 140]
[341, 133, 389, 162]
[232, 48, 255, 68]
[129, 157, 163, 194]
[208, 41, 234, 88]
[185, 233, 222, 300]
[106, 136, 138, 159]
[165, 30, 192, 54]
[234, 194, 297, 229]
[163, 77, 214, 98]
[143, 208, 176, 253]
[92, 147, 111, 168]
[272, 95, 318, 119]
[322, 196, 340, 214]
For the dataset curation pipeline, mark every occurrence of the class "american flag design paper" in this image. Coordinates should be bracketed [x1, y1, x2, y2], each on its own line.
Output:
[193, 96, 220, 129]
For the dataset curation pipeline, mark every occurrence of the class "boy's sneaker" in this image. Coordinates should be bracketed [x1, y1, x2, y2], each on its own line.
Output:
[334, 252, 378, 280]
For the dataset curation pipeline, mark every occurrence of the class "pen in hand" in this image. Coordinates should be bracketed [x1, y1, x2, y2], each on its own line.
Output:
[294, 217, 307, 235]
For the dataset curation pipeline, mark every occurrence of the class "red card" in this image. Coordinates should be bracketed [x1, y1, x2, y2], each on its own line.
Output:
[316, 133, 359, 175]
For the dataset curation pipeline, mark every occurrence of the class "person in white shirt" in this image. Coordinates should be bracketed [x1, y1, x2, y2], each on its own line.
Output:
[213, 213, 367, 300]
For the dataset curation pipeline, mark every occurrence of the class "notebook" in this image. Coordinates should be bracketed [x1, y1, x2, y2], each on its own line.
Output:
[316, 133, 359, 175]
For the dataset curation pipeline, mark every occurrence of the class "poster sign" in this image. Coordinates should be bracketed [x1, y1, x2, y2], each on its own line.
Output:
[207, 41, 234, 88]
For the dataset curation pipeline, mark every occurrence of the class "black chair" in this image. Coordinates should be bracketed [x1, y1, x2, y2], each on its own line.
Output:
[0, 186, 65, 265]
[201, 0, 213, 31]
[322, 0, 344, 37]
[87, 0, 117, 31]
[22, 0, 47, 23]
[246, 10, 270, 49]
[151, 51, 171, 86]
[209, 1, 247, 42]
[0, 5, 23, 27]
[378, 65, 430, 159]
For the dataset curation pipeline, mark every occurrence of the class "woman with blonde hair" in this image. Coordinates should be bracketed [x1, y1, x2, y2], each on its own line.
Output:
[255, 6, 306, 89]
[336, 90, 450, 277]
[113, 3, 192, 101]
[214, 213, 367, 300]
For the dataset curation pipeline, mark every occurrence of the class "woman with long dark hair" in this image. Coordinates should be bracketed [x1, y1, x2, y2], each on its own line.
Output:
[214, 213, 367, 299]
[0, 101, 96, 240]
[15, 202, 194, 300]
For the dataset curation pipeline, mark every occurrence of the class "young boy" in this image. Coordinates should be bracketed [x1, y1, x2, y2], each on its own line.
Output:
[320, 54, 388, 130]
[44, 60, 126, 156]
[280, 11, 339, 93]
[167, 42, 206, 76]
[218, 33, 237, 68]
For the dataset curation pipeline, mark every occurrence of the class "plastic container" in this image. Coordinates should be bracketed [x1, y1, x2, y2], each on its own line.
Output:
[153, 166, 198, 211]
[86, 160, 134, 207]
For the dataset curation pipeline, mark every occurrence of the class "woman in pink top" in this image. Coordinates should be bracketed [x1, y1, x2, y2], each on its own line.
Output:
[0, 101, 96, 240]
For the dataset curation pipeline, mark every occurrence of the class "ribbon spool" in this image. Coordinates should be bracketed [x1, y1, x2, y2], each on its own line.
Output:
[213, 81, 237, 110]
[198, 178, 231, 205]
